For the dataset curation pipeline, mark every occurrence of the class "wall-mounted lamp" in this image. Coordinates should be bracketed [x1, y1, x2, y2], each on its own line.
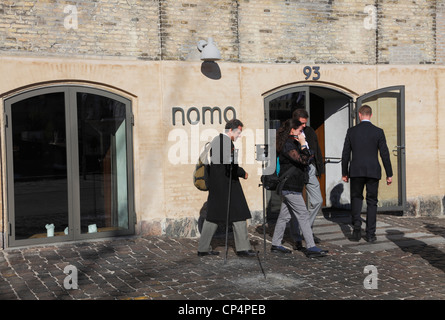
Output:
[197, 37, 221, 61]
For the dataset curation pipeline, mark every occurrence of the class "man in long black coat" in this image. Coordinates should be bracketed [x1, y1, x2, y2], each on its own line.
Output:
[197, 119, 256, 257]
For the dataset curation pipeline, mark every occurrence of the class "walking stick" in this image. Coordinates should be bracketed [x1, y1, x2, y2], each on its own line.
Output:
[224, 161, 232, 264]
[262, 161, 267, 260]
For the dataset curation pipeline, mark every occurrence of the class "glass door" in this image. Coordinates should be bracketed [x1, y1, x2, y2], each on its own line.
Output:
[75, 89, 133, 239]
[5, 89, 72, 244]
[356, 86, 406, 213]
[5, 86, 134, 247]
[264, 87, 309, 133]
[263, 87, 309, 220]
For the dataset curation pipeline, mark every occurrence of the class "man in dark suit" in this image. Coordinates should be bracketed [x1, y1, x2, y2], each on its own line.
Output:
[341, 105, 393, 242]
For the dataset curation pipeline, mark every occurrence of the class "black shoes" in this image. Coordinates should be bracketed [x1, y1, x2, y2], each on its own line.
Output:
[349, 229, 377, 243]
[304, 246, 328, 258]
[198, 250, 257, 257]
[236, 250, 257, 257]
[271, 245, 292, 254]
[272, 244, 328, 258]
[197, 251, 220, 257]
[350, 229, 361, 242]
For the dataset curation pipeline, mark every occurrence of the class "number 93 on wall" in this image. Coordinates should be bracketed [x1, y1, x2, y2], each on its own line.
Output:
[303, 66, 320, 80]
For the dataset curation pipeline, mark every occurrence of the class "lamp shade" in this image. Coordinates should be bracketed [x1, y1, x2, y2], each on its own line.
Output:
[197, 37, 221, 61]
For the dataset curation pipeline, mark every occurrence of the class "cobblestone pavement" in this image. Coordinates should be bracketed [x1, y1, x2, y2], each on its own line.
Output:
[1, 213, 445, 302]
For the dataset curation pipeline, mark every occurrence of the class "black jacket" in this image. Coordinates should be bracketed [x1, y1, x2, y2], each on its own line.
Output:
[304, 126, 324, 176]
[341, 121, 393, 180]
[279, 138, 311, 193]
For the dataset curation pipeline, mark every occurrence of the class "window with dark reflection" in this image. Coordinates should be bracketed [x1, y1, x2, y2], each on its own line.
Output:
[77, 92, 129, 234]
[11, 93, 69, 239]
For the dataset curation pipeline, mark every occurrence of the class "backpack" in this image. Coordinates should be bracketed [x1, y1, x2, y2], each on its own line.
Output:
[193, 142, 211, 191]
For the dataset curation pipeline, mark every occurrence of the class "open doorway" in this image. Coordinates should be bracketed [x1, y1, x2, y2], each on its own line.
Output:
[264, 84, 406, 221]
[263, 85, 353, 221]
[309, 87, 351, 210]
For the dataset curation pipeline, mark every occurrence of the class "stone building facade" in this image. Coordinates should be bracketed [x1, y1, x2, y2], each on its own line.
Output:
[0, 0, 444, 248]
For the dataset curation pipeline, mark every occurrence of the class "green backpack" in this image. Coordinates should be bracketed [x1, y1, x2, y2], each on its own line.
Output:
[193, 142, 211, 191]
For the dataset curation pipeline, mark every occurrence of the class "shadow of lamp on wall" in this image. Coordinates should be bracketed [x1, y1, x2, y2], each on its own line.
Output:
[197, 37, 221, 80]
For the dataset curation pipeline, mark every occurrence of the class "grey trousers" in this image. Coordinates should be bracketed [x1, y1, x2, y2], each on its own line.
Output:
[290, 163, 323, 240]
[198, 219, 252, 252]
[272, 191, 316, 249]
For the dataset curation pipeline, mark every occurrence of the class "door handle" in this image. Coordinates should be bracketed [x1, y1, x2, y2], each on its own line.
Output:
[392, 145, 405, 156]
[324, 157, 342, 164]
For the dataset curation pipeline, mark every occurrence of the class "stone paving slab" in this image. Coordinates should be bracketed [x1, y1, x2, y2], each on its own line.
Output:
[1, 214, 445, 303]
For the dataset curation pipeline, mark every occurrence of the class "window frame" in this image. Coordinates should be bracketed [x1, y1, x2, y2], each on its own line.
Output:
[4, 85, 135, 247]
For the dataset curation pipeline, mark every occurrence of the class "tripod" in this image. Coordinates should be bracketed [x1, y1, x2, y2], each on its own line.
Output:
[256, 144, 272, 260]
[224, 162, 232, 264]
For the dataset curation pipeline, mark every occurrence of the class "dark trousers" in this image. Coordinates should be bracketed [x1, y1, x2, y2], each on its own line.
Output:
[350, 177, 379, 237]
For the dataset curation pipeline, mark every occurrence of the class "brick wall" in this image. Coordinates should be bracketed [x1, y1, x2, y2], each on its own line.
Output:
[437, 1, 445, 65]
[0, 0, 161, 59]
[0, 0, 443, 64]
[238, 0, 376, 64]
[378, 0, 436, 64]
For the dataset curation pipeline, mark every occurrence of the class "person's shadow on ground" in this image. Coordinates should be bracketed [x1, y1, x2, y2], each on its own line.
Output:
[386, 229, 445, 273]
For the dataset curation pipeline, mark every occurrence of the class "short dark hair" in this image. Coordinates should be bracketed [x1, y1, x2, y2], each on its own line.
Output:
[292, 108, 309, 120]
[359, 105, 372, 116]
[225, 119, 244, 131]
